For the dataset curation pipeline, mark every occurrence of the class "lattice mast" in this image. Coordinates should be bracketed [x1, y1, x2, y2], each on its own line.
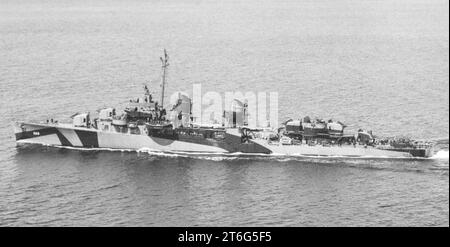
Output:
[159, 49, 169, 108]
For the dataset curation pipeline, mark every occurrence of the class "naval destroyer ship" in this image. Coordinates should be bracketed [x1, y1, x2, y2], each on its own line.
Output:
[13, 51, 434, 158]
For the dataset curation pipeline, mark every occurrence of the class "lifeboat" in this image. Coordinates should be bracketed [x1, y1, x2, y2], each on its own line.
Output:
[128, 122, 138, 128]
[280, 136, 292, 145]
[112, 117, 127, 126]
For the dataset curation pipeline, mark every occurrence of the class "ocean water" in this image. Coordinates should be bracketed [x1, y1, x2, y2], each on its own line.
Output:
[0, 0, 448, 226]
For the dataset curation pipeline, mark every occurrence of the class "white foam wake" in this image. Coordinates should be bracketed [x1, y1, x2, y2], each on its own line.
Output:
[18, 142, 448, 161]
[430, 150, 449, 160]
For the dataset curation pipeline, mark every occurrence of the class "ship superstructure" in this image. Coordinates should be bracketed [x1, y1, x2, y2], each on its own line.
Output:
[13, 51, 434, 158]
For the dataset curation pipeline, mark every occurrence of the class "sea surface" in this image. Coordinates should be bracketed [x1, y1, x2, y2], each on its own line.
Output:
[0, 0, 448, 226]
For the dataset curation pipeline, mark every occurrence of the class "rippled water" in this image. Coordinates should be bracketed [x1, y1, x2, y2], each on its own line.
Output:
[0, 0, 448, 226]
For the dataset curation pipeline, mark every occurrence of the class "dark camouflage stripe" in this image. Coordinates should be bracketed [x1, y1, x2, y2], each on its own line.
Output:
[15, 127, 73, 146]
[74, 130, 99, 148]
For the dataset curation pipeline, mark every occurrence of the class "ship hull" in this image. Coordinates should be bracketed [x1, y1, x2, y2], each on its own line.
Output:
[13, 122, 228, 153]
[256, 141, 416, 158]
[13, 122, 432, 158]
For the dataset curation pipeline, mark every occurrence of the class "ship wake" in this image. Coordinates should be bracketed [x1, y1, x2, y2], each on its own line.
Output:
[16, 142, 449, 162]
[430, 150, 449, 160]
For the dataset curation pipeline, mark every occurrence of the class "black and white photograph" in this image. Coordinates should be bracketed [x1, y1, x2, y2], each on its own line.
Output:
[0, 0, 448, 231]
